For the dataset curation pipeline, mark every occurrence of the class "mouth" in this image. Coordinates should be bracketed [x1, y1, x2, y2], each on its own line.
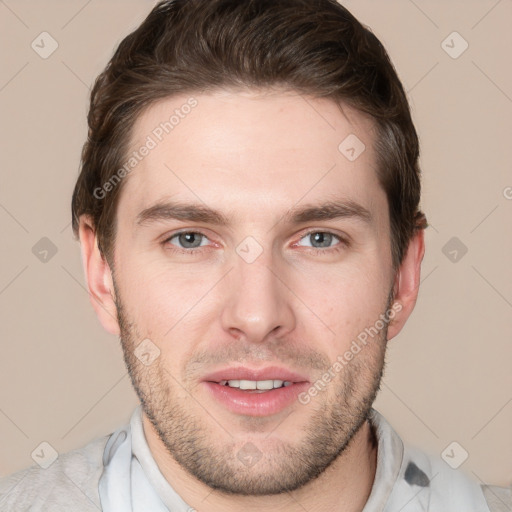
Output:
[217, 379, 293, 392]
[201, 366, 310, 416]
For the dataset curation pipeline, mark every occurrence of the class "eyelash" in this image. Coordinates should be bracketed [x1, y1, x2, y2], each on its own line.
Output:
[162, 230, 349, 256]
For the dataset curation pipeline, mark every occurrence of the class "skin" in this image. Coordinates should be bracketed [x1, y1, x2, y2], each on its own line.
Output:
[79, 88, 424, 512]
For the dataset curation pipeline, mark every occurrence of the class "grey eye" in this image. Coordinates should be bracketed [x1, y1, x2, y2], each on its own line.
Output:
[299, 232, 339, 249]
[170, 232, 207, 249]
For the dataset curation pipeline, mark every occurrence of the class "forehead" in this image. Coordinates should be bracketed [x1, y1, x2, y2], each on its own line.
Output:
[118, 89, 385, 225]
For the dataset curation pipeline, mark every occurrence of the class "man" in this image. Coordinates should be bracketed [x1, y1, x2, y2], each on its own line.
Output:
[1, 0, 510, 510]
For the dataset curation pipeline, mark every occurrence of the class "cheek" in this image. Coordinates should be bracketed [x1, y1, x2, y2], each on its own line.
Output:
[114, 254, 191, 331]
[117, 256, 226, 359]
[293, 263, 391, 349]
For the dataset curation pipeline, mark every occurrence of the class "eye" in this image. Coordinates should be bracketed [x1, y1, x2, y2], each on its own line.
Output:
[296, 231, 347, 253]
[164, 231, 211, 251]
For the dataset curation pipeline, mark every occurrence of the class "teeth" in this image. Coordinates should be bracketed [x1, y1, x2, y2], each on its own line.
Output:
[239, 380, 257, 390]
[218, 379, 292, 390]
[256, 380, 274, 390]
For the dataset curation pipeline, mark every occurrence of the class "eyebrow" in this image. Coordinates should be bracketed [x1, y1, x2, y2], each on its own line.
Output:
[136, 199, 372, 228]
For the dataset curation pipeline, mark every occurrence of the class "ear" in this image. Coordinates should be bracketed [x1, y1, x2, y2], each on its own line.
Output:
[387, 228, 425, 341]
[78, 216, 120, 336]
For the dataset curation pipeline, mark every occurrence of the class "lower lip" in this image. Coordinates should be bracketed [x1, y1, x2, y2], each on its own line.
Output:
[202, 381, 310, 417]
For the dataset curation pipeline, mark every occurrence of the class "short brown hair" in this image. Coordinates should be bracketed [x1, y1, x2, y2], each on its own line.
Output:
[71, 0, 427, 269]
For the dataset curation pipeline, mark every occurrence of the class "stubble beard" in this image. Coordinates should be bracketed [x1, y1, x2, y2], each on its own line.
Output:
[114, 283, 389, 496]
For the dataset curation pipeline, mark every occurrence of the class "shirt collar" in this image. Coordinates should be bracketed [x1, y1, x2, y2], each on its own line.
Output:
[130, 405, 405, 511]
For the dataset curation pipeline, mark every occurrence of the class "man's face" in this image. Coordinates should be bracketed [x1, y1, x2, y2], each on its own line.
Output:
[110, 89, 396, 494]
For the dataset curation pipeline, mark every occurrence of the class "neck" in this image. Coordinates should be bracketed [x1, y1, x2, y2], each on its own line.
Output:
[143, 415, 378, 512]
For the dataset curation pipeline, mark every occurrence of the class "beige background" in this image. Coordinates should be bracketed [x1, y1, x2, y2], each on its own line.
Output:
[0, 0, 511, 489]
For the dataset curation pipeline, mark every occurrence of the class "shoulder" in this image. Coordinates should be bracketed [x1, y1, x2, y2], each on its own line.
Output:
[404, 445, 511, 511]
[0, 434, 109, 512]
[480, 484, 512, 512]
[369, 410, 511, 512]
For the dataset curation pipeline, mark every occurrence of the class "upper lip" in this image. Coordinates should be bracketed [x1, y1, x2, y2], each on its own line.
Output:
[202, 366, 309, 383]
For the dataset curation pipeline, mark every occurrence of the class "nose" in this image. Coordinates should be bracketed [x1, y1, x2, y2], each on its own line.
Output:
[220, 249, 296, 344]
